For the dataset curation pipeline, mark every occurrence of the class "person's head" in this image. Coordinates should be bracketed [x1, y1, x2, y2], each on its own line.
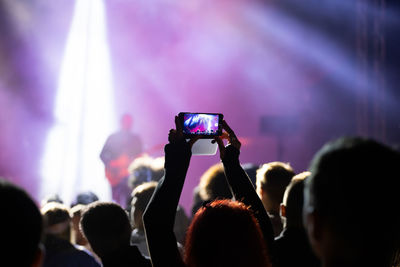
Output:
[256, 162, 295, 213]
[41, 202, 71, 241]
[280, 172, 310, 229]
[303, 137, 400, 266]
[120, 113, 133, 131]
[71, 191, 99, 207]
[0, 179, 43, 267]
[199, 163, 232, 202]
[40, 193, 63, 207]
[70, 204, 88, 245]
[128, 155, 155, 189]
[127, 155, 163, 211]
[80, 202, 132, 259]
[150, 156, 165, 182]
[130, 181, 157, 230]
[184, 199, 270, 267]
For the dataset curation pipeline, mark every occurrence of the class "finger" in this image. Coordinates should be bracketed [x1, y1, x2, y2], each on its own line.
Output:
[214, 136, 226, 155]
[168, 129, 177, 143]
[188, 136, 200, 148]
[220, 132, 229, 140]
[222, 120, 234, 135]
[231, 137, 241, 150]
[174, 116, 183, 138]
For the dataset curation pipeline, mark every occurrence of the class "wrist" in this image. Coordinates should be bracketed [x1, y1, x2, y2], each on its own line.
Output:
[164, 142, 192, 170]
[222, 145, 240, 165]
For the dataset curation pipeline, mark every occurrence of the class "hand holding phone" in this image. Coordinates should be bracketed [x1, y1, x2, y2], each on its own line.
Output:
[213, 120, 241, 160]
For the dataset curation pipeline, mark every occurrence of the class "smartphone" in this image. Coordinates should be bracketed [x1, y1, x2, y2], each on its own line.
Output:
[178, 112, 223, 138]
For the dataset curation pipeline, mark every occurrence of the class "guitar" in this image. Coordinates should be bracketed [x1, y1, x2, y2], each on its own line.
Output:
[105, 154, 133, 186]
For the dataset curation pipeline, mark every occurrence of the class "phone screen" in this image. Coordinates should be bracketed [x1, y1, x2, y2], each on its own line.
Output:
[180, 113, 222, 137]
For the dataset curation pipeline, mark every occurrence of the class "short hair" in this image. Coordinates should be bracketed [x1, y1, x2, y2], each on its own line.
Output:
[0, 179, 43, 266]
[71, 191, 99, 207]
[151, 156, 165, 182]
[41, 193, 64, 207]
[199, 163, 232, 201]
[131, 181, 157, 212]
[305, 137, 400, 261]
[70, 204, 85, 218]
[128, 155, 165, 189]
[41, 202, 71, 241]
[80, 202, 132, 258]
[282, 172, 310, 227]
[41, 202, 70, 227]
[184, 199, 270, 267]
[256, 162, 295, 204]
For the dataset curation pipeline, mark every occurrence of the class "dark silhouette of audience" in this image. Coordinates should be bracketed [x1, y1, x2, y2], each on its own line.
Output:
[127, 155, 165, 192]
[41, 193, 64, 206]
[127, 155, 190, 245]
[130, 181, 158, 256]
[185, 199, 270, 267]
[143, 118, 272, 267]
[4, 118, 400, 267]
[0, 179, 44, 267]
[41, 202, 100, 267]
[191, 162, 258, 218]
[256, 161, 295, 237]
[190, 163, 232, 217]
[303, 137, 400, 267]
[126, 155, 164, 212]
[70, 204, 101, 263]
[71, 191, 99, 207]
[274, 172, 320, 267]
[80, 201, 151, 267]
[130, 181, 187, 256]
[198, 163, 232, 202]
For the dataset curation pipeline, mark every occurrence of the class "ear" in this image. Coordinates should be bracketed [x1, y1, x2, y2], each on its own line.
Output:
[280, 203, 286, 218]
[31, 244, 45, 267]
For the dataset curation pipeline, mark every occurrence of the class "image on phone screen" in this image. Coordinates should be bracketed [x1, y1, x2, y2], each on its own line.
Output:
[182, 113, 220, 136]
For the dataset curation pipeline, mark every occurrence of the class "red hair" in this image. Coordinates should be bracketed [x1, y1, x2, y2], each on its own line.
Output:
[184, 199, 271, 267]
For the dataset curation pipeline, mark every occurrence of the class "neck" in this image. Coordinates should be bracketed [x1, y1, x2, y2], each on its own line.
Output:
[261, 197, 279, 214]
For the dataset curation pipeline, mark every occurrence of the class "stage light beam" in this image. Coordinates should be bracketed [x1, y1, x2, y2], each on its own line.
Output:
[40, 0, 115, 204]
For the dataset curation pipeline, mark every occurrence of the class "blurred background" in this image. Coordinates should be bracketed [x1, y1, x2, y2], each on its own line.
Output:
[0, 0, 399, 213]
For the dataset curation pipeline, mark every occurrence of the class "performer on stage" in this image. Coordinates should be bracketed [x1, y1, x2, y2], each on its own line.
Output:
[100, 114, 143, 207]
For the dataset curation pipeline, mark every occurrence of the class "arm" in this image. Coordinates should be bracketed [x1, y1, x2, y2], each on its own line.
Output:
[215, 121, 274, 253]
[143, 118, 196, 267]
[222, 145, 275, 250]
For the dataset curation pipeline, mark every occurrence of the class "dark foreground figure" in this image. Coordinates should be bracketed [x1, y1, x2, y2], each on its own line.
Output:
[303, 137, 400, 267]
[0, 179, 43, 267]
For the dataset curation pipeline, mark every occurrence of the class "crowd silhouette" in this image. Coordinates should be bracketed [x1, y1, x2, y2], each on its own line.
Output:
[1, 116, 400, 267]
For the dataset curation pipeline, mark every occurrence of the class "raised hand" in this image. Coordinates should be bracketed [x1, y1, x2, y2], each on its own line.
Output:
[168, 116, 199, 147]
[213, 120, 241, 160]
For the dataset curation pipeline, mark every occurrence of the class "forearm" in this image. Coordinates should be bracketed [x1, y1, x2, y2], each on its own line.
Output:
[222, 146, 275, 250]
[143, 142, 190, 267]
